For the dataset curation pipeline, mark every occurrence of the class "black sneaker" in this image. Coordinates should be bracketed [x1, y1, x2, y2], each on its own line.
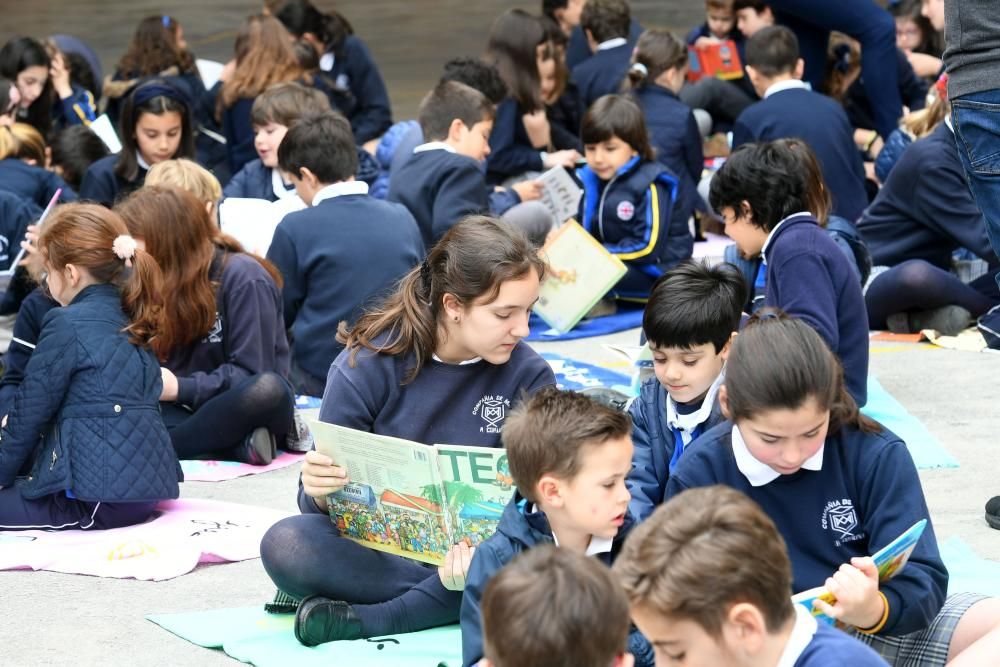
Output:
[887, 306, 972, 337]
[231, 427, 275, 466]
[294, 596, 363, 646]
[986, 496, 1000, 530]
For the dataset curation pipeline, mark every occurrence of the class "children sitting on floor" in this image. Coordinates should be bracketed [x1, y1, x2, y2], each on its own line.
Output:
[571, 0, 634, 108]
[461, 387, 653, 667]
[577, 94, 692, 300]
[615, 486, 889, 666]
[266, 111, 422, 397]
[479, 544, 635, 667]
[627, 260, 746, 522]
[709, 140, 869, 406]
[666, 310, 1000, 667]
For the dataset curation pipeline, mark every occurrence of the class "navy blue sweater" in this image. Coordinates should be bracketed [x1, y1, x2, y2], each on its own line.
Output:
[796, 622, 890, 666]
[321, 36, 393, 144]
[566, 20, 644, 69]
[732, 87, 869, 223]
[0, 158, 77, 209]
[627, 375, 726, 522]
[486, 99, 544, 185]
[222, 151, 380, 202]
[858, 123, 998, 270]
[844, 49, 928, 133]
[763, 214, 869, 406]
[571, 43, 634, 108]
[577, 156, 691, 276]
[667, 421, 948, 637]
[387, 149, 520, 248]
[164, 251, 289, 410]
[460, 493, 642, 667]
[78, 154, 145, 208]
[0, 289, 58, 419]
[266, 193, 422, 382]
[632, 84, 704, 220]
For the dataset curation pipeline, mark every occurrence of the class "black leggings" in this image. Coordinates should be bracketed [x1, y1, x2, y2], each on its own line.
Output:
[865, 260, 1000, 329]
[162, 372, 295, 459]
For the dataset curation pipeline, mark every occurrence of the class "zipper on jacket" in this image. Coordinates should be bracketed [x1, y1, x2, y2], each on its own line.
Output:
[596, 171, 623, 242]
[49, 424, 60, 471]
[50, 449, 58, 471]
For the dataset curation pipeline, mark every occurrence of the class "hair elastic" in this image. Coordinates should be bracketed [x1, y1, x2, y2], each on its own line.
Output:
[113, 235, 138, 268]
[419, 259, 433, 304]
[131, 82, 190, 109]
[630, 62, 648, 77]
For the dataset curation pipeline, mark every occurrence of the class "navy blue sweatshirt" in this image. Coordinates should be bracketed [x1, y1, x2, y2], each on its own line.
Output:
[844, 49, 928, 133]
[266, 190, 423, 382]
[165, 250, 289, 410]
[763, 214, 869, 406]
[486, 99, 543, 185]
[387, 148, 520, 248]
[0, 192, 42, 316]
[460, 493, 644, 667]
[566, 20, 644, 69]
[858, 123, 998, 270]
[0, 158, 77, 209]
[632, 84, 704, 220]
[577, 156, 691, 276]
[79, 154, 145, 208]
[571, 43, 634, 108]
[222, 151, 380, 202]
[667, 421, 948, 637]
[0, 289, 58, 420]
[732, 86, 869, 223]
[320, 36, 393, 144]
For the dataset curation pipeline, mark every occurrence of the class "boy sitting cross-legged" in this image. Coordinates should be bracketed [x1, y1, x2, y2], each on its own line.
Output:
[460, 387, 653, 667]
[627, 259, 747, 522]
[614, 485, 889, 666]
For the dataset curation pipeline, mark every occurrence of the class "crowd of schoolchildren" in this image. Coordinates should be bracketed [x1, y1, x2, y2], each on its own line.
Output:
[1, 0, 999, 664]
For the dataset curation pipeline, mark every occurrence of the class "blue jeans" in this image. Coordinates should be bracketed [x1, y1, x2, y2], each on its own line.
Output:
[952, 90, 1000, 288]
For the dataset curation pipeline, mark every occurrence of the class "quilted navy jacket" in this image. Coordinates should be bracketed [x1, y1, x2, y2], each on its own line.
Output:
[0, 284, 181, 502]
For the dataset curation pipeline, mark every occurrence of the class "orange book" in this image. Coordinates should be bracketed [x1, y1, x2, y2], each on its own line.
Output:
[687, 40, 744, 82]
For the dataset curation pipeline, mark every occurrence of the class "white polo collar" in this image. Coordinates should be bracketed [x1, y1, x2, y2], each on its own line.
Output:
[431, 353, 482, 365]
[271, 169, 297, 200]
[763, 79, 810, 99]
[732, 424, 824, 487]
[311, 180, 369, 206]
[776, 605, 820, 667]
[666, 370, 724, 433]
[136, 152, 151, 170]
[530, 504, 614, 556]
[761, 212, 812, 265]
[597, 37, 628, 51]
[413, 141, 456, 154]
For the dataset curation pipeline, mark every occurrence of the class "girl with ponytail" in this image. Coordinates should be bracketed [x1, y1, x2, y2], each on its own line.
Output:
[665, 309, 1000, 662]
[0, 203, 180, 530]
[261, 216, 556, 645]
[626, 29, 705, 232]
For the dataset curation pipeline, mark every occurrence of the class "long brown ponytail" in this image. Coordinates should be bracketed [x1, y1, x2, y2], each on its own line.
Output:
[338, 216, 546, 382]
[38, 203, 163, 347]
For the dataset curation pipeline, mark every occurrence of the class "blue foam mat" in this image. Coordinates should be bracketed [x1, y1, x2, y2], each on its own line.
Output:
[541, 352, 631, 393]
[861, 377, 959, 469]
[526, 307, 643, 341]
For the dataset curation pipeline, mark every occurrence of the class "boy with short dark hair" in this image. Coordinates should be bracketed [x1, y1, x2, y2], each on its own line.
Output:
[572, 0, 635, 106]
[732, 25, 868, 223]
[479, 544, 635, 667]
[627, 260, 746, 522]
[733, 0, 775, 39]
[387, 81, 542, 248]
[460, 387, 651, 667]
[223, 82, 379, 201]
[267, 111, 423, 397]
[709, 140, 869, 406]
[615, 486, 889, 666]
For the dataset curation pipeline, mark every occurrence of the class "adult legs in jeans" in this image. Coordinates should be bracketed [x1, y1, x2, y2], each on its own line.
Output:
[260, 514, 462, 636]
[162, 372, 295, 459]
[864, 260, 999, 329]
[952, 91, 1000, 288]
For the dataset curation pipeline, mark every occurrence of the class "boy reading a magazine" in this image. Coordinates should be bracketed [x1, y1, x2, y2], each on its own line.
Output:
[614, 486, 888, 666]
[460, 387, 652, 667]
[627, 259, 746, 522]
[479, 545, 634, 667]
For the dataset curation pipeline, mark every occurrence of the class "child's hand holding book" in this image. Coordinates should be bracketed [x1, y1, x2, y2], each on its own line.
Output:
[439, 541, 476, 591]
[301, 450, 349, 512]
[812, 556, 888, 632]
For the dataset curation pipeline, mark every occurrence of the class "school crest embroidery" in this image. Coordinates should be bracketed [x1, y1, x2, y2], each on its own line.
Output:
[202, 313, 223, 344]
[472, 395, 511, 434]
[616, 200, 635, 221]
[0, 236, 8, 265]
[821, 499, 864, 546]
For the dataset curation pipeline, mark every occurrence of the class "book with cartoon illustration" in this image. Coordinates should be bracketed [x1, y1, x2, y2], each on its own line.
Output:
[537, 165, 583, 225]
[533, 219, 628, 335]
[792, 519, 928, 625]
[309, 420, 515, 566]
[686, 40, 744, 82]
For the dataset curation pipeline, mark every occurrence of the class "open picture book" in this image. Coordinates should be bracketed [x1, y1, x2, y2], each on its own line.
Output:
[686, 40, 744, 82]
[309, 420, 514, 566]
[791, 519, 928, 625]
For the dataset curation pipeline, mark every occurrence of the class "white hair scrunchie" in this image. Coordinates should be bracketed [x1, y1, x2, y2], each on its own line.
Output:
[631, 62, 649, 77]
[112, 235, 138, 268]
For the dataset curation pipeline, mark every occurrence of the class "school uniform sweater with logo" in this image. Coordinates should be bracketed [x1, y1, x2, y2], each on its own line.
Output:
[666, 421, 948, 637]
[577, 156, 691, 278]
[266, 191, 423, 382]
[387, 148, 520, 248]
[763, 214, 869, 406]
[298, 340, 556, 514]
[732, 86, 869, 223]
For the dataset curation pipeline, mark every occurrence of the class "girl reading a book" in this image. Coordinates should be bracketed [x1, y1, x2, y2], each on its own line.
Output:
[260, 216, 556, 646]
[664, 309, 1000, 666]
[576, 94, 692, 300]
[115, 186, 293, 466]
[0, 203, 180, 529]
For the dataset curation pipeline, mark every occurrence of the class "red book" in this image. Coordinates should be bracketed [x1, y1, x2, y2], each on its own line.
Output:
[687, 40, 744, 82]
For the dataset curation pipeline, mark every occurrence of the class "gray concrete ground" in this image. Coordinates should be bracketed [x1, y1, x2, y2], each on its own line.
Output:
[1, 332, 998, 665]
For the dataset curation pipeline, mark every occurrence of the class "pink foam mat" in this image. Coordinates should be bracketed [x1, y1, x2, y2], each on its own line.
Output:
[181, 452, 304, 482]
